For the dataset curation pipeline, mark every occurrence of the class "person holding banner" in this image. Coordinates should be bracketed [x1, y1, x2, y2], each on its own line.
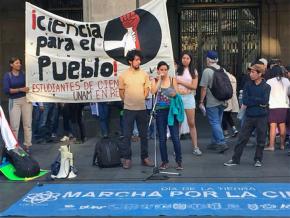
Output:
[118, 50, 154, 169]
[3, 57, 32, 153]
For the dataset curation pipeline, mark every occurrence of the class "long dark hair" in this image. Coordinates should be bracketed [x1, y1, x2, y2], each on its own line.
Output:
[270, 65, 283, 81]
[177, 51, 196, 79]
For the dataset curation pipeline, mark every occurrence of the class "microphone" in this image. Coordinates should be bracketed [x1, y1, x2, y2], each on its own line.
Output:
[156, 73, 164, 92]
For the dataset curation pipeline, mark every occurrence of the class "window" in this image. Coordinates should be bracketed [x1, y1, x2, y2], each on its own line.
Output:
[30, 0, 83, 21]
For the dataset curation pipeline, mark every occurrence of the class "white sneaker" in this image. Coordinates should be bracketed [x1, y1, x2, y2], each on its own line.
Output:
[254, 160, 262, 167]
[192, 147, 202, 156]
[60, 136, 69, 142]
[224, 159, 238, 166]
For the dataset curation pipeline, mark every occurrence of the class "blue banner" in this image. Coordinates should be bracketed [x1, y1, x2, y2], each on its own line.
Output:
[2, 183, 290, 216]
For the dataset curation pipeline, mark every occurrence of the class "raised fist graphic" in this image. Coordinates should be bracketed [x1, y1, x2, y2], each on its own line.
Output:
[120, 11, 140, 55]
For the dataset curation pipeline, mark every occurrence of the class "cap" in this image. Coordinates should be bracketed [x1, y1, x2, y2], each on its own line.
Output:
[206, 51, 218, 60]
[247, 63, 265, 74]
[259, 58, 268, 66]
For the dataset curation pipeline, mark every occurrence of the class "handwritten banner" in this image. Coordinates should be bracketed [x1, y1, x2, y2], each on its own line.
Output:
[25, 0, 174, 102]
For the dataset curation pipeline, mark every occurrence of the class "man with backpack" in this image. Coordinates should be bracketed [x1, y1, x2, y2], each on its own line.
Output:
[199, 51, 231, 153]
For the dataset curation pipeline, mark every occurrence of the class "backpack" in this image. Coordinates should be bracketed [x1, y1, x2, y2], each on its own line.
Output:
[92, 138, 121, 168]
[5, 147, 40, 178]
[50, 153, 61, 177]
[208, 66, 233, 101]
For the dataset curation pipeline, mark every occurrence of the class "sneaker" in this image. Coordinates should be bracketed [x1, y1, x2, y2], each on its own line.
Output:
[51, 133, 57, 138]
[159, 162, 169, 170]
[254, 160, 262, 167]
[192, 147, 202, 156]
[206, 143, 217, 150]
[176, 162, 183, 170]
[264, 147, 275, 151]
[231, 129, 239, 137]
[216, 144, 229, 153]
[224, 159, 238, 166]
[223, 130, 230, 139]
[122, 159, 132, 169]
[224, 134, 231, 139]
[60, 136, 69, 142]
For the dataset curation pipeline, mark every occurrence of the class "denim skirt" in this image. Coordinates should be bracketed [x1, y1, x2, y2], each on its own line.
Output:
[180, 94, 196, 109]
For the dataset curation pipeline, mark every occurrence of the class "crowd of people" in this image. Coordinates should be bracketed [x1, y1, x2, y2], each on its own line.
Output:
[2, 50, 290, 171]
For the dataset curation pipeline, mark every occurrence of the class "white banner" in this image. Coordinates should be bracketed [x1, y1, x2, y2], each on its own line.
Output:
[25, 0, 174, 102]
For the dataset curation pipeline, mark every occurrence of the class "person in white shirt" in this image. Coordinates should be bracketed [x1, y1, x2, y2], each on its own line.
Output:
[265, 65, 290, 151]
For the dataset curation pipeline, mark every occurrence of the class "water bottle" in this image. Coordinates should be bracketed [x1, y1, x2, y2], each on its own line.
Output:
[199, 104, 206, 116]
[238, 90, 243, 106]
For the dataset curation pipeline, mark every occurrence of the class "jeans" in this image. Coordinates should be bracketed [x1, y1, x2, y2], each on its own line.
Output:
[120, 110, 149, 160]
[147, 109, 154, 137]
[156, 109, 182, 163]
[32, 105, 42, 137]
[62, 104, 72, 136]
[206, 105, 225, 145]
[222, 111, 235, 130]
[38, 103, 57, 140]
[232, 116, 267, 163]
[69, 104, 85, 141]
[119, 112, 124, 136]
[51, 104, 59, 135]
[98, 102, 109, 137]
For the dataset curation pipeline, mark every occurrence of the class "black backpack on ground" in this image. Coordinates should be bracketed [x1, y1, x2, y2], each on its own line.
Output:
[208, 66, 233, 101]
[92, 138, 121, 168]
[5, 147, 40, 178]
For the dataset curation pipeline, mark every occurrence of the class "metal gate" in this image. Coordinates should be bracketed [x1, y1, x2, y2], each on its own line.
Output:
[179, 3, 260, 86]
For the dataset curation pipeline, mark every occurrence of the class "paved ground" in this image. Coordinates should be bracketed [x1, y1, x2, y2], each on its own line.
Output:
[1, 110, 290, 217]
